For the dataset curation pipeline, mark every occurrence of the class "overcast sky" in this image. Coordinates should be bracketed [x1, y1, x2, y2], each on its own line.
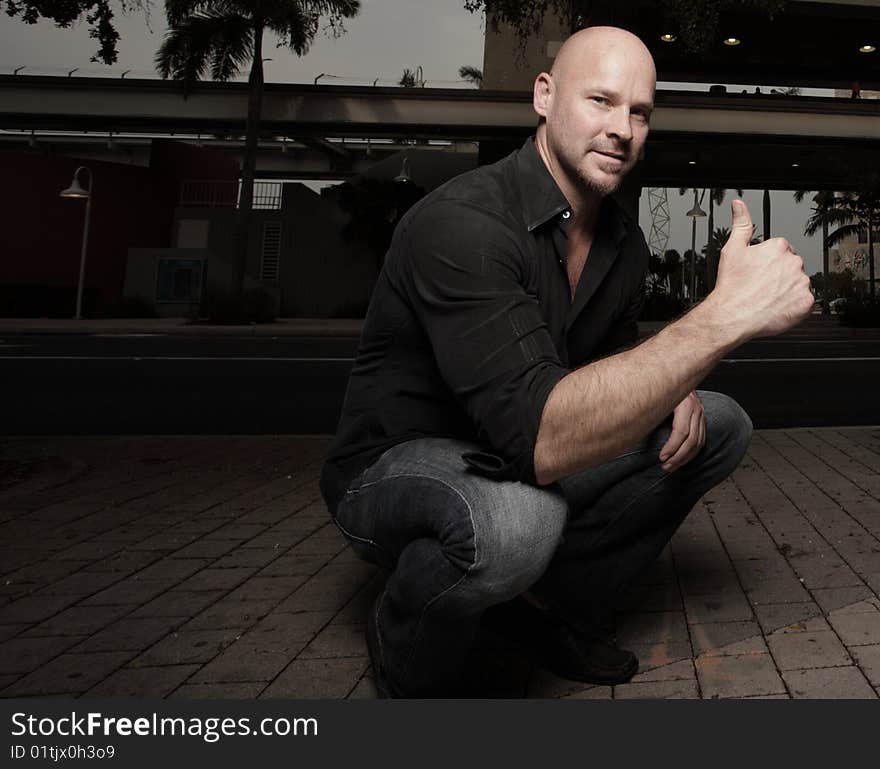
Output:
[0, 0, 829, 272]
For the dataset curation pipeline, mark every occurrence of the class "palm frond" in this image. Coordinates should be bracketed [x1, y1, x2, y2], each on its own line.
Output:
[164, 1, 237, 26]
[265, 0, 360, 55]
[208, 14, 253, 80]
[156, 9, 252, 83]
[267, 3, 318, 55]
[459, 65, 483, 84]
[825, 223, 861, 248]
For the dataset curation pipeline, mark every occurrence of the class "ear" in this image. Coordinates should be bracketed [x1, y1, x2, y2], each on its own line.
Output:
[533, 72, 553, 119]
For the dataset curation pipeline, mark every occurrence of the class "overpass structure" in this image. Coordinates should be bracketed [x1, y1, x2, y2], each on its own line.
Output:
[1, 75, 879, 191]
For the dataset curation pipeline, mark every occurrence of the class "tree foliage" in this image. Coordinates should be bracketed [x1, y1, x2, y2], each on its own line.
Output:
[156, 0, 358, 84]
[3, 1, 150, 64]
[664, 0, 785, 54]
[464, 0, 786, 53]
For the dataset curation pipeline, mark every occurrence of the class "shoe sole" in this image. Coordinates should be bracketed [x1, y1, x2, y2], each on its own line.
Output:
[542, 653, 639, 686]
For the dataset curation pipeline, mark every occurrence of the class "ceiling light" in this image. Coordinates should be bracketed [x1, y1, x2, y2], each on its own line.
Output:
[660, 34, 676, 43]
[723, 37, 741, 46]
[792, 163, 800, 168]
[688, 160, 697, 165]
[860, 44, 876, 53]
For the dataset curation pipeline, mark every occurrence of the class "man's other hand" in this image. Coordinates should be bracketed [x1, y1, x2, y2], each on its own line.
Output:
[659, 391, 706, 472]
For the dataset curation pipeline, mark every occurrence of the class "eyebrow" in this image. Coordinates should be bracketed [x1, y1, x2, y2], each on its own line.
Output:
[586, 87, 654, 113]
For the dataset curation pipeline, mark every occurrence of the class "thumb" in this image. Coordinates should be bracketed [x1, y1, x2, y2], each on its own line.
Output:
[726, 199, 754, 248]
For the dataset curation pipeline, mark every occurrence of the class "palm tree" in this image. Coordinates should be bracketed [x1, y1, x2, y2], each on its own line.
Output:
[795, 189, 835, 312]
[398, 68, 418, 87]
[156, 1, 360, 308]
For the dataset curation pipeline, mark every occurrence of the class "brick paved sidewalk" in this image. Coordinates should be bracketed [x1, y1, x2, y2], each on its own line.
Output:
[1, 430, 879, 699]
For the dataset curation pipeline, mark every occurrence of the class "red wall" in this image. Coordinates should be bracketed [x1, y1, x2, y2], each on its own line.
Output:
[0, 141, 238, 316]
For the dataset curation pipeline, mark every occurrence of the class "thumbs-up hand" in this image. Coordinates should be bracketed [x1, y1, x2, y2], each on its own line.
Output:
[710, 200, 814, 340]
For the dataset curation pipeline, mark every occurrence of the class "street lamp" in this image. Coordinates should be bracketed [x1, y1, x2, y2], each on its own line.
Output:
[60, 166, 93, 320]
[686, 189, 706, 303]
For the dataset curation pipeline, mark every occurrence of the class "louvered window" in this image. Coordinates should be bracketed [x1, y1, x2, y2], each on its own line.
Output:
[261, 222, 282, 281]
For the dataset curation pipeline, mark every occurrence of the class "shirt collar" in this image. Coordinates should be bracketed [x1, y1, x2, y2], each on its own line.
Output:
[515, 136, 630, 246]
[516, 137, 570, 232]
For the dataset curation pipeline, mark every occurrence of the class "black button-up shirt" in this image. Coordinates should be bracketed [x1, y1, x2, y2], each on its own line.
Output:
[320, 137, 648, 514]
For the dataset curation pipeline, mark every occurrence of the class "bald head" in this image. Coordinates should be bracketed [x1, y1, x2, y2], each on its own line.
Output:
[533, 26, 656, 202]
[550, 26, 656, 94]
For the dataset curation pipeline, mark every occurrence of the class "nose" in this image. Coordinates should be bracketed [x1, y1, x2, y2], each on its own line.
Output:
[606, 106, 633, 142]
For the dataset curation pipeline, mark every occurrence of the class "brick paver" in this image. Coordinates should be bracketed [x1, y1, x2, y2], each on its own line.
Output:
[3, 428, 880, 698]
[782, 667, 877, 699]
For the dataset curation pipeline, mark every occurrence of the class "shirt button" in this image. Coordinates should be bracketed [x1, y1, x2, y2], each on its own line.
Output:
[561, 210, 571, 219]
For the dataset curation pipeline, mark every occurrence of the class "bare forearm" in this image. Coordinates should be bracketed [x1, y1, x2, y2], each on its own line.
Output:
[533, 300, 742, 485]
[534, 198, 815, 484]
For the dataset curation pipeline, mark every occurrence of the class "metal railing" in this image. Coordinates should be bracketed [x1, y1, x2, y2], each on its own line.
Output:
[180, 180, 282, 209]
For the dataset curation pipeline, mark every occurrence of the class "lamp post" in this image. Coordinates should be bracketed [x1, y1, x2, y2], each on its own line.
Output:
[60, 166, 93, 320]
[686, 189, 706, 304]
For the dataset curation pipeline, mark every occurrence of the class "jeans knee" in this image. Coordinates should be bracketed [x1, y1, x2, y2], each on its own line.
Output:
[472, 487, 568, 603]
[699, 390, 753, 470]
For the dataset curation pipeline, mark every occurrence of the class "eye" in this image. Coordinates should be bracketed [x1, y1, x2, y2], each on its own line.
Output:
[589, 95, 608, 105]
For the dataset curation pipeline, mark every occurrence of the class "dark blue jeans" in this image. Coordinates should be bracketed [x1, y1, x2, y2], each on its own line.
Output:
[332, 390, 752, 694]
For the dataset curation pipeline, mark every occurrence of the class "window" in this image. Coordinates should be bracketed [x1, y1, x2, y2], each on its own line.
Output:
[157, 259, 205, 303]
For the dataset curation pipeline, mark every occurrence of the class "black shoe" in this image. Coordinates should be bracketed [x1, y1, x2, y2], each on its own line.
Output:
[482, 597, 638, 686]
[366, 594, 409, 698]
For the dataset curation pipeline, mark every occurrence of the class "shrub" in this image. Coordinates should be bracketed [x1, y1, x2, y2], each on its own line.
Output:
[839, 299, 880, 327]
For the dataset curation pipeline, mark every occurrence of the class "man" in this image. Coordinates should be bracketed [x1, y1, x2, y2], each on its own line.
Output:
[320, 26, 813, 697]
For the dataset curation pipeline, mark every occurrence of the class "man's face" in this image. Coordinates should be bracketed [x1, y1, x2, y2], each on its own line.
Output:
[537, 43, 655, 196]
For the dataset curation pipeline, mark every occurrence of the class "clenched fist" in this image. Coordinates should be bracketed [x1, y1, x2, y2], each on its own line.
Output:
[708, 200, 814, 341]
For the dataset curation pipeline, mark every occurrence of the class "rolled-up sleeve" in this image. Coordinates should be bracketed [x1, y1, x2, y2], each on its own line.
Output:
[397, 200, 570, 484]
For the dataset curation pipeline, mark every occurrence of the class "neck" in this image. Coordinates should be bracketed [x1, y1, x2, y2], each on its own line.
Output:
[534, 125, 603, 227]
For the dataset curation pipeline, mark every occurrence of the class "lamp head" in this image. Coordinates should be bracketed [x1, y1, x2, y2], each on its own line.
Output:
[60, 179, 89, 199]
[686, 190, 706, 218]
[60, 167, 91, 199]
[394, 156, 412, 184]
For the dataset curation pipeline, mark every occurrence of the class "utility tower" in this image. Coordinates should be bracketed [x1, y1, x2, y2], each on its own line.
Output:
[646, 187, 670, 255]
